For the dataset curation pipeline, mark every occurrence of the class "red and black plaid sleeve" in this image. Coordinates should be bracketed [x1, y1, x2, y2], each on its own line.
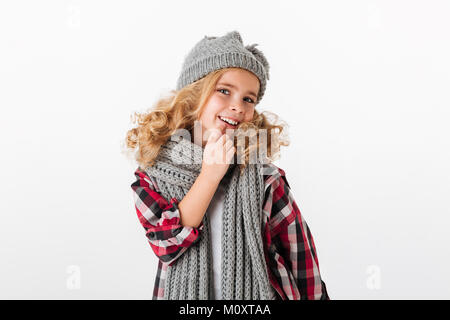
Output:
[131, 168, 204, 267]
[265, 167, 330, 300]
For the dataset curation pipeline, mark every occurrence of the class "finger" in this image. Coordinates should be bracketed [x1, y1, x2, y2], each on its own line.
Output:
[217, 138, 227, 164]
[207, 130, 221, 144]
[220, 134, 227, 144]
[225, 139, 233, 149]
[225, 146, 236, 163]
[224, 143, 233, 158]
[214, 134, 226, 149]
[219, 137, 230, 163]
[225, 138, 235, 156]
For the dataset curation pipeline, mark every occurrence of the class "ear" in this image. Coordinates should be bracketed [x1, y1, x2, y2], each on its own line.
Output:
[225, 30, 243, 44]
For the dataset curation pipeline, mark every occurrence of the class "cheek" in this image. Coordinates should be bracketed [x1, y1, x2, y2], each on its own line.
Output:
[199, 103, 221, 126]
[245, 109, 255, 121]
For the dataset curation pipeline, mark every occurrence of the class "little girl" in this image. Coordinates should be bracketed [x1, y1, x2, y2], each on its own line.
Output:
[125, 31, 329, 300]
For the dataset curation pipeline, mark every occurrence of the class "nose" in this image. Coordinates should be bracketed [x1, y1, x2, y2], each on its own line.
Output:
[230, 101, 245, 114]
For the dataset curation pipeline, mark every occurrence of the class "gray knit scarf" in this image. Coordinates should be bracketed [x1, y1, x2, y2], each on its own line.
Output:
[144, 135, 277, 300]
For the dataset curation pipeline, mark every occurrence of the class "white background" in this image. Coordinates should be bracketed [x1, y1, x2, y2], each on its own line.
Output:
[1, 0, 449, 299]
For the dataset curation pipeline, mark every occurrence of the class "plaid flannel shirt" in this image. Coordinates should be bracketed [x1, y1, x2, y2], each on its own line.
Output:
[131, 163, 330, 300]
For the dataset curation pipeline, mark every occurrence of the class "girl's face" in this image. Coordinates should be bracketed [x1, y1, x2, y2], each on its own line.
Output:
[198, 68, 260, 147]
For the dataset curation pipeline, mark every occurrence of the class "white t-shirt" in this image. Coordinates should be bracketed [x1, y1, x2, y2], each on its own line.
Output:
[206, 177, 228, 300]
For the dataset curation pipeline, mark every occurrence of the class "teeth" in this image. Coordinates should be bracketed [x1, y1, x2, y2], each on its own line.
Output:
[219, 116, 238, 126]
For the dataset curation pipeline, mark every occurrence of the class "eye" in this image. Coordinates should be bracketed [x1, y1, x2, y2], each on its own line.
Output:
[244, 97, 255, 104]
[218, 88, 255, 104]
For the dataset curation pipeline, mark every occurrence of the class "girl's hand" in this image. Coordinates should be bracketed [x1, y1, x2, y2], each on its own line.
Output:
[201, 131, 236, 182]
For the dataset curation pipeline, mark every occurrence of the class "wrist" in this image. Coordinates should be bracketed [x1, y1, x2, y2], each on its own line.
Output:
[198, 169, 221, 185]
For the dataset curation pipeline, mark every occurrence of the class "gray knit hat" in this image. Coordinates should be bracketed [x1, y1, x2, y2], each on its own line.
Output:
[175, 30, 270, 105]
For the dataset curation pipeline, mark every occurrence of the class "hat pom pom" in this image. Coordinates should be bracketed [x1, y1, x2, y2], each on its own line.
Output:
[245, 43, 270, 80]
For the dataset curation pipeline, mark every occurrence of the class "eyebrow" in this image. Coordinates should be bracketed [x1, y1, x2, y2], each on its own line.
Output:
[216, 82, 258, 99]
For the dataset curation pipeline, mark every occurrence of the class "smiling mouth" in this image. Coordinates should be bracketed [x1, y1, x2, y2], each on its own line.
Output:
[218, 116, 239, 128]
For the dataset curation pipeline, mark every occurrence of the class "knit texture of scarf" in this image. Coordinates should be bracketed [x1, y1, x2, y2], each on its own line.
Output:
[144, 136, 277, 300]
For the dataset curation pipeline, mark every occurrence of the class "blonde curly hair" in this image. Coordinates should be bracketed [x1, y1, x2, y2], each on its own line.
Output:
[124, 67, 289, 174]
